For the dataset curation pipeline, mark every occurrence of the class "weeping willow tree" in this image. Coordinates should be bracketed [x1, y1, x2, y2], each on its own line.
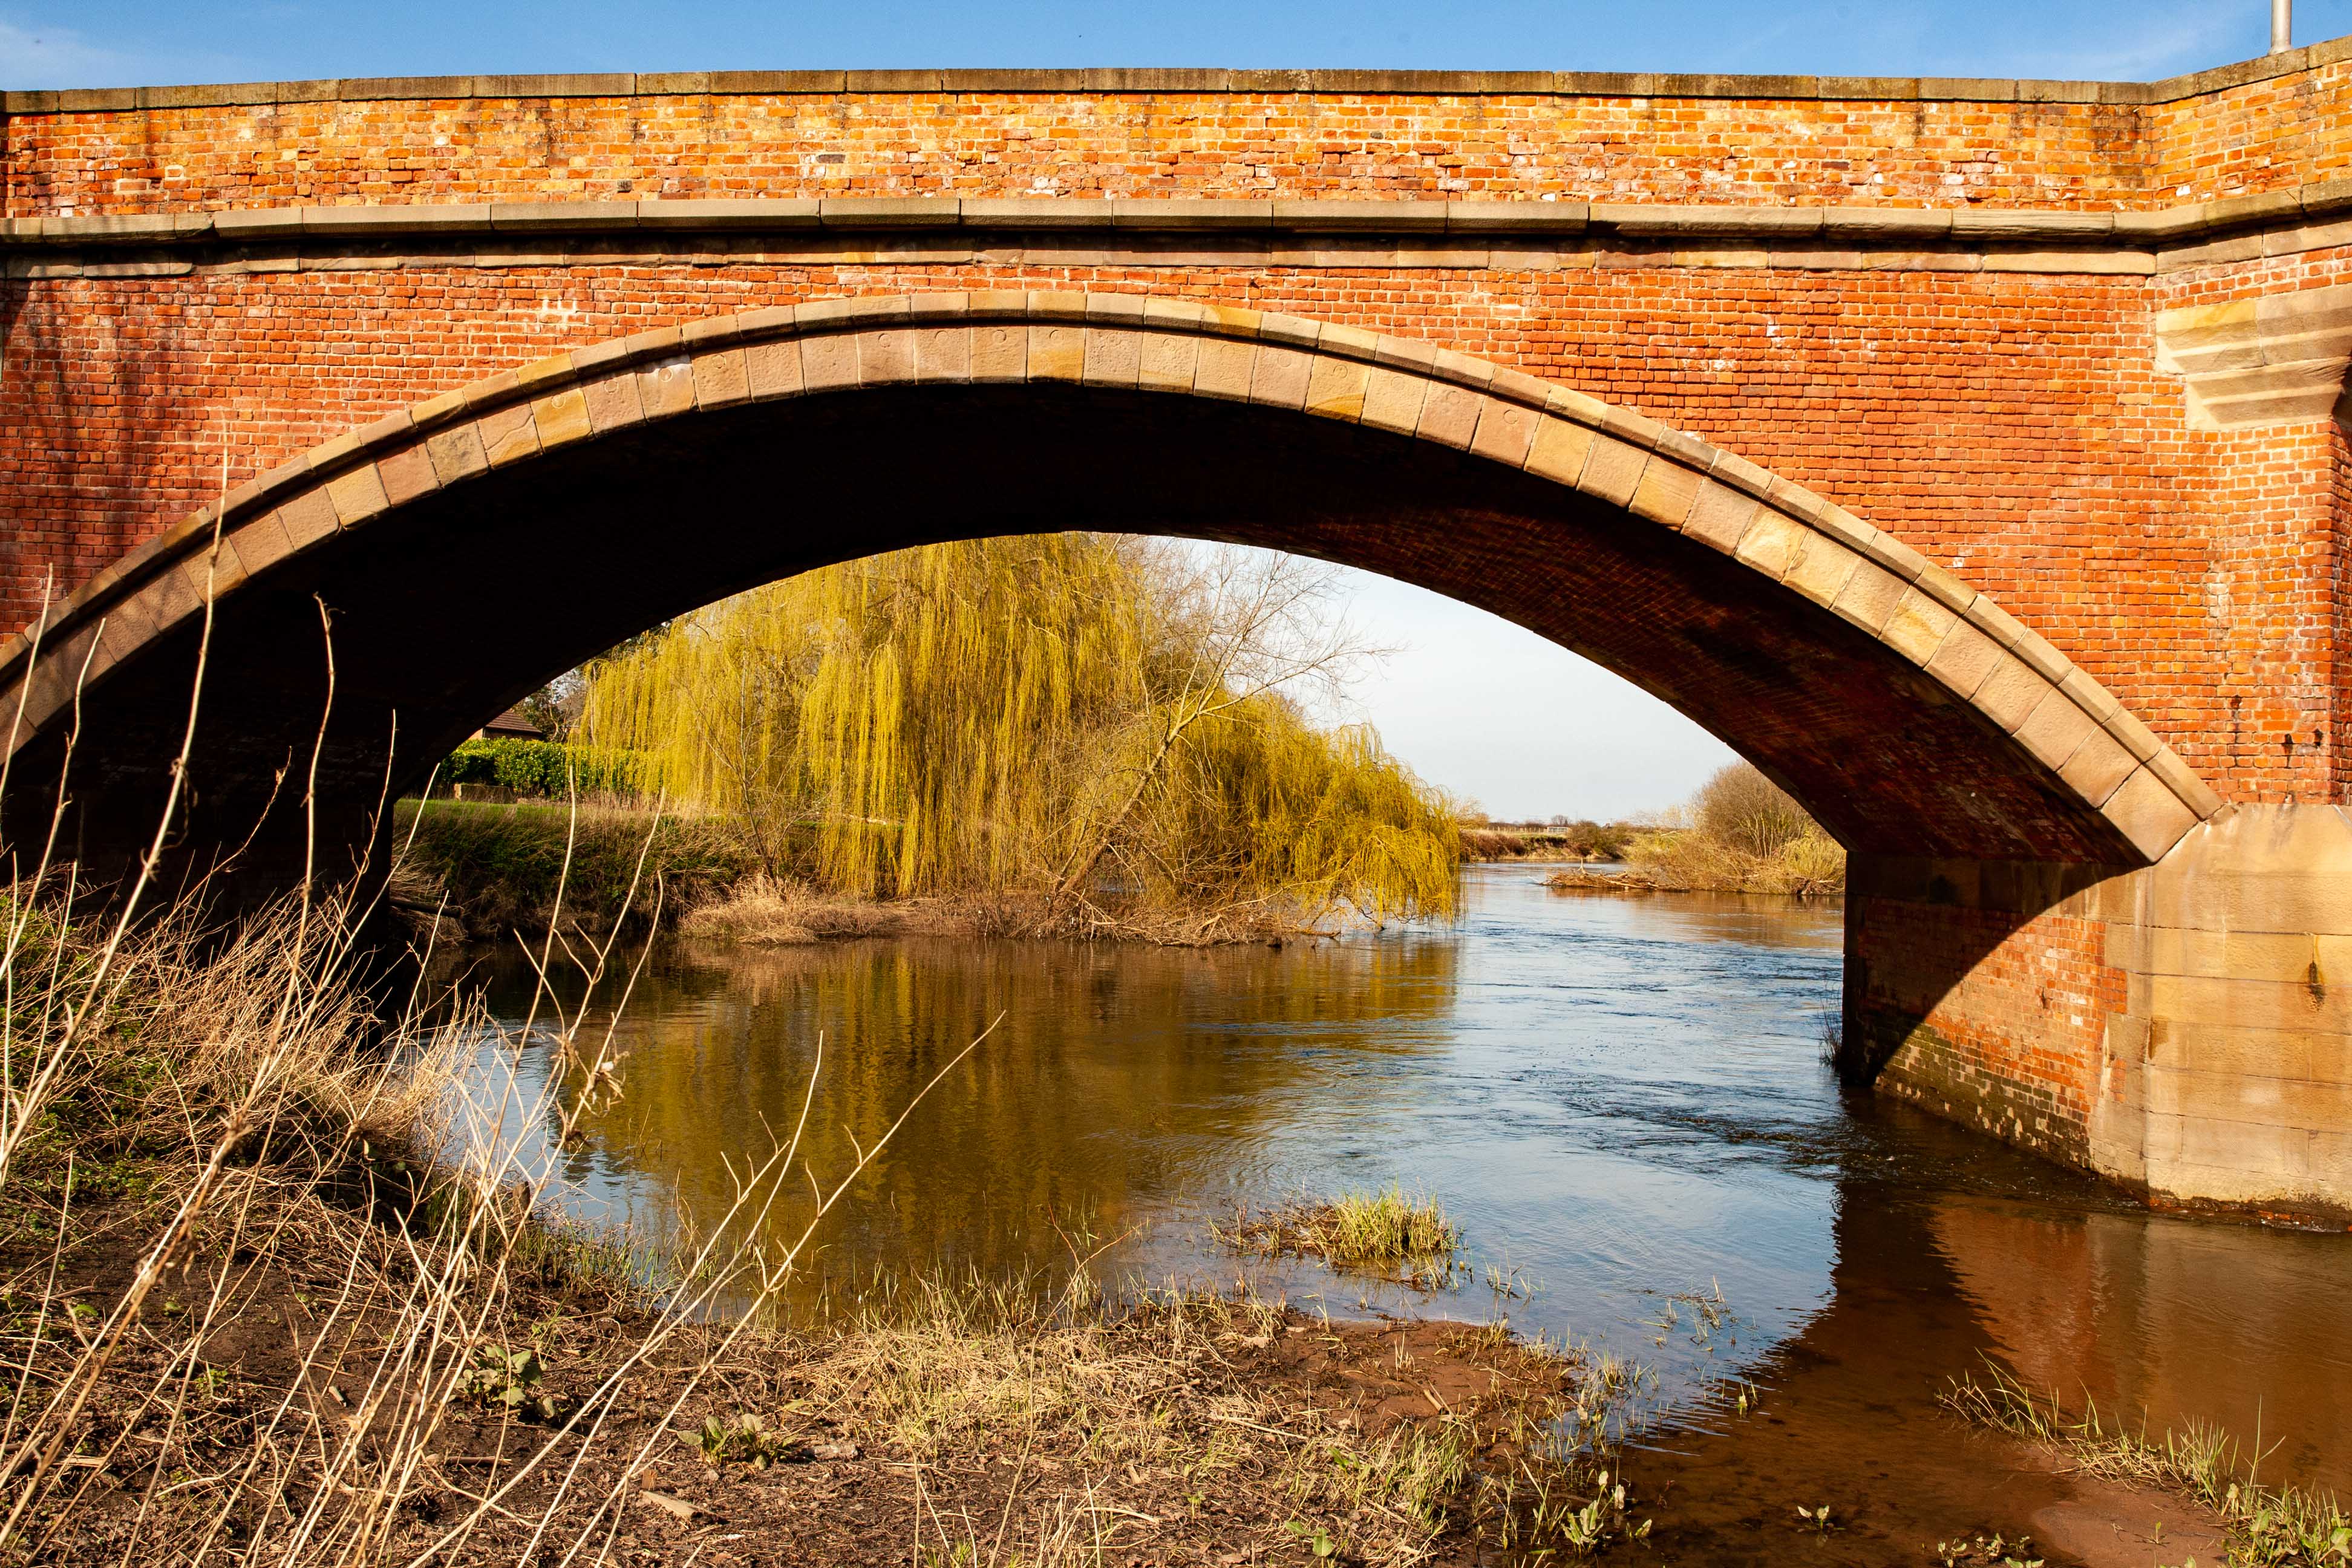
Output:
[573, 535, 1460, 933]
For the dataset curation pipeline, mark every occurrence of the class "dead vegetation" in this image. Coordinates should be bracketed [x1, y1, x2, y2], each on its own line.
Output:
[673, 870, 981, 945]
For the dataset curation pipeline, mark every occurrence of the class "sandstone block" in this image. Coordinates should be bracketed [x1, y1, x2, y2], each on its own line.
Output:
[1972, 656, 2051, 734]
[638, 358, 700, 417]
[1780, 534, 1860, 607]
[2017, 687, 2097, 774]
[1713, 494, 1789, 564]
[477, 405, 540, 468]
[1028, 324, 1085, 383]
[425, 423, 490, 486]
[326, 464, 391, 526]
[1304, 354, 1370, 422]
[1523, 417, 1594, 486]
[1082, 328, 1144, 389]
[376, 445, 440, 508]
[1628, 456, 1702, 528]
[1136, 332, 1199, 394]
[1577, 437, 1647, 508]
[1469, 398, 1539, 466]
[1881, 586, 1960, 667]
[914, 326, 972, 384]
[857, 330, 917, 387]
[532, 387, 596, 445]
[1925, 618, 2005, 701]
[1829, 558, 1906, 636]
[1192, 338, 1256, 402]
[1414, 382, 1481, 449]
[2061, 667, 2122, 723]
[1249, 346, 1313, 411]
[585, 371, 649, 430]
[970, 324, 1028, 383]
[798, 336, 859, 394]
[277, 488, 341, 554]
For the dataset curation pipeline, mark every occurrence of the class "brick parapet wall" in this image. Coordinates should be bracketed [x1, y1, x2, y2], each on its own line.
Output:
[4, 44, 2351, 218]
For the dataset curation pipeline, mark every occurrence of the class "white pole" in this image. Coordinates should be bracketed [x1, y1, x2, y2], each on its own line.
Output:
[2273, 0, 2293, 54]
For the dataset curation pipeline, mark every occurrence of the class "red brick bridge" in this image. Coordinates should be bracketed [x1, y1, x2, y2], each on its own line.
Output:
[6, 45, 2352, 1216]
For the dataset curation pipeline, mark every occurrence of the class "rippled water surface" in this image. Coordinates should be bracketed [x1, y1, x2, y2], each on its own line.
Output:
[468, 863, 2352, 1536]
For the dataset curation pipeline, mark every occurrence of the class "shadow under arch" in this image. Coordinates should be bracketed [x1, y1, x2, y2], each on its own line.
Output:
[0, 292, 2219, 903]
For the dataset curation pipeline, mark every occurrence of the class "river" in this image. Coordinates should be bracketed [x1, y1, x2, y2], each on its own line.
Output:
[460, 863, 2352, 1559]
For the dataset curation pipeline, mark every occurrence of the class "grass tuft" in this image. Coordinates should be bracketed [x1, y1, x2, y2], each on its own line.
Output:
[1217, 1186, 1463, 1281]
[1943, 1364, 2351, 1566]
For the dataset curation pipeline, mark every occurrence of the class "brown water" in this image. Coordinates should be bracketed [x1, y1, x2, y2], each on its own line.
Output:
[462, 863, 2352, 1548]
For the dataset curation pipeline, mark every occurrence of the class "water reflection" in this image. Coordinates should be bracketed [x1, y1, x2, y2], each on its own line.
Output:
[472, 927, 1465, 1302]
[463, 864, 2352, 1508]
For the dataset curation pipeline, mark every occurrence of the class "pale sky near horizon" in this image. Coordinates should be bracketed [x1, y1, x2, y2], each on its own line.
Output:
[4, 0, 2328, 818]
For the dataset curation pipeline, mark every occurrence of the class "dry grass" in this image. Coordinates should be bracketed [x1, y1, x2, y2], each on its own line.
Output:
[1942, 1365, 2350, 1566]
[0, 546, 1632, 1564]
[675, 871, 980, 945]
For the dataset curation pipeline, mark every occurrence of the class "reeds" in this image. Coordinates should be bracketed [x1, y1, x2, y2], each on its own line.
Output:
[1613, 762, 1846, 897]
[1942, 1364, 2351, 1566]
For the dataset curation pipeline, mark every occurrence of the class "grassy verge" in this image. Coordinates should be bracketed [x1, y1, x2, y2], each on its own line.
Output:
[1942, 1366, 2350, 1566]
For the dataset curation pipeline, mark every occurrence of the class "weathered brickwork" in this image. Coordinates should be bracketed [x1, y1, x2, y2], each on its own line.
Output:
[7, 50, 2352, 217]
[4, 252, 2343, 802]
[1, 93, 2163, 212]
[1851, 884, 2124, 1168]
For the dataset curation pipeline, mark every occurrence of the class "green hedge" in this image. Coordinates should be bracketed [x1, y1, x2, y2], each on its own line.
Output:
[393, 800, 758, 935]
[443, 738, 641, 799]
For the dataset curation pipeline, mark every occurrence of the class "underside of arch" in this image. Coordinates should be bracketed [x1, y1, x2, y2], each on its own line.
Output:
[0, 292, 2221, 889]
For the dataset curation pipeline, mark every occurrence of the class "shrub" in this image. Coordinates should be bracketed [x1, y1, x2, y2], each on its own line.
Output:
[1694, 763, 1812, 859]
[443, 737, 640, 799]
[393, 800, 759, 935]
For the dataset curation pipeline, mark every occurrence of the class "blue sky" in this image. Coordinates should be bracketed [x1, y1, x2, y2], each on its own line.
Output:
[5, 1, 2327, 817]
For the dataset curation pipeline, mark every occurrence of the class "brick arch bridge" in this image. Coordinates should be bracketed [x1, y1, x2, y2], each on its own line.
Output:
[7, 45, 2352, 1215]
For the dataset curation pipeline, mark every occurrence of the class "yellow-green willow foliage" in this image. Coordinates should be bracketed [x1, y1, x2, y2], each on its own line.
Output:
[575, 535, 1460, 930]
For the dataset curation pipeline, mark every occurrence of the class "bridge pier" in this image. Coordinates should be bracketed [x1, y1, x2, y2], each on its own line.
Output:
[1849, 805, 2352, 1222]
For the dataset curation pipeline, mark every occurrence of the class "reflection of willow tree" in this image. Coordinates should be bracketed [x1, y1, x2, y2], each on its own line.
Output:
[545, 933, 1462, 1298]
[574, 535, 1460, 936]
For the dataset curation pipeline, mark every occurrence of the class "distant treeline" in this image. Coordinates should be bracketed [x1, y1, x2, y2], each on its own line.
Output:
[1547, 763, 1845, 898]
[1458, 819, 1636, 862]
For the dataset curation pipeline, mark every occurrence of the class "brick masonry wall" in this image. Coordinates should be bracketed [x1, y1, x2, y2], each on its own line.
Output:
[4, 249, 2344, 805]
[2148, 62, 2352, 200]
[0, 93, 2167, 213]
[1850, 883, 2123, 1169]
[2, 59, 2349, 218]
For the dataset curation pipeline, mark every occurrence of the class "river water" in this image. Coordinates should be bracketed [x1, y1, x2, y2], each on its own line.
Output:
[465, 863, 2352, 1555]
